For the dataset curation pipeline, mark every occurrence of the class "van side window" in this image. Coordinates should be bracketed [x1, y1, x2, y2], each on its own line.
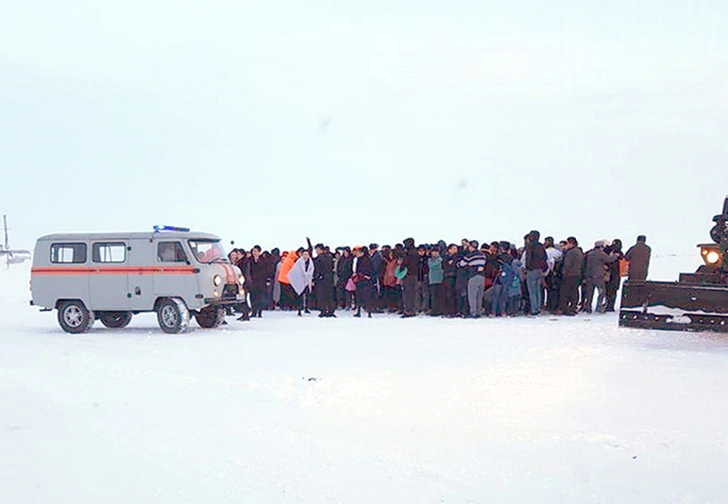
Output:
[158, 242, 188, 263]
[92, 242, 127, 263]
[50, 243, 87, 264]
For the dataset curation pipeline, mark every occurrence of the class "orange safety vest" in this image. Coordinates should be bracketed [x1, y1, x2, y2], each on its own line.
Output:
[277, 251, 298, 285]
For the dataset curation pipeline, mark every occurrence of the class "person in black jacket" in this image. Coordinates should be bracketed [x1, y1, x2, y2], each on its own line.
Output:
[625, 235, 651, 281]
[604, 239, 624, 312]
[442, 244, 459, 317]
[415, 245, 430, 313]
[229, 248, 251, 321]
[557, 237, 584, 316]
[336, 247, 353, 309]
[400, 238, 419, 317]
[248, 245, 270, 318]
[352, 246, 374, 318]
[313, 243, 336, 318]
[369, 243, 383, 312]
[524, 230, 548, 316]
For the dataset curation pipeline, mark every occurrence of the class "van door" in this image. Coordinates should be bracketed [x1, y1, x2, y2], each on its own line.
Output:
[128, 238, 155, 311]
[89, 241, 130, 311]
[152, 239, 199, 309]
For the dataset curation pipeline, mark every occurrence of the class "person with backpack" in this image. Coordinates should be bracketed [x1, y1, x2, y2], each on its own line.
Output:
[507, 258, 524, 316]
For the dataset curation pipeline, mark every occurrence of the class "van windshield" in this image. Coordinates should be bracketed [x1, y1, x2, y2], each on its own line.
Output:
[188, 239, 229, 264]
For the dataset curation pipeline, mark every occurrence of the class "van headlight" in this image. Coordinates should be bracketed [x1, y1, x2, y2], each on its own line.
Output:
[213, 274, 222, 286]
[701, 246, 722, 265]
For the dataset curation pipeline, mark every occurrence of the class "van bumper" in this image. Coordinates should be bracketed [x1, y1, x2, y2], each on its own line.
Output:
[204, 295, 247, 306]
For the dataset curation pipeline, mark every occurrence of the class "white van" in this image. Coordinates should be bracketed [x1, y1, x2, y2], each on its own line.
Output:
[30, 227, 245, 334]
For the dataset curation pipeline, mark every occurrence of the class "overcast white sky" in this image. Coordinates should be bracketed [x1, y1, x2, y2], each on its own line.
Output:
[1, 0, 726, 255]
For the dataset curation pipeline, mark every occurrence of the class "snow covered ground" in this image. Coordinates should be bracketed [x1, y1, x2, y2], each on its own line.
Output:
[2, 258, 728, 503]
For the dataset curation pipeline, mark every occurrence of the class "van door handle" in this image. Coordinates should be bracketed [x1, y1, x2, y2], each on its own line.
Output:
[135, 287, 142, 295]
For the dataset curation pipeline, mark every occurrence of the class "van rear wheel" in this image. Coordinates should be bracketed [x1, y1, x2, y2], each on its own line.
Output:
[195, 305, 225, 328]
[156, 298, 190, 334]
[99, 311, 133, 329]
[58, 301, 95, 334]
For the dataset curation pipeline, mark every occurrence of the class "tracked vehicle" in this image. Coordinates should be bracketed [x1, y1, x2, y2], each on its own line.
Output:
[620, 197, 728, 332]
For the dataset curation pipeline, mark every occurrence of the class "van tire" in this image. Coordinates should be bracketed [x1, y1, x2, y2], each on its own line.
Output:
[156, 298, 190, 334]
[99, 311, 133, 329]
[58, 301, 94, 334]
[195, 306, 225, 329]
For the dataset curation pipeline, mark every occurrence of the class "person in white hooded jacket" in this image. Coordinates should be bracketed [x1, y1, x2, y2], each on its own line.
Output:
[289, 249, 315, 316]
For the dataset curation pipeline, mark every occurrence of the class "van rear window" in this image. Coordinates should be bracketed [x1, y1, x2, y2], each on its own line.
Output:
[92, 242, 127, 263]
[51, 243, 87, 264]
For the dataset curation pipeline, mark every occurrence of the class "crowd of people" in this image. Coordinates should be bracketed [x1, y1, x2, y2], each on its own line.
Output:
[226, 232, 652, 321]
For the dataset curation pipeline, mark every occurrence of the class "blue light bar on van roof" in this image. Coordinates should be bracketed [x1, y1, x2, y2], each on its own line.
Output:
[153, 225, 191, 233]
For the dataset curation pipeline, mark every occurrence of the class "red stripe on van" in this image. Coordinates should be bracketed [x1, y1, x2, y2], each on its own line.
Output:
[222, 264, 235, 283]
[31, 266, 197, 276]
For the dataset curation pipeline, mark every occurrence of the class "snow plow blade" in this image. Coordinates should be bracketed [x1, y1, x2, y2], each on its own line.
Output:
[619, 280, 728, 333]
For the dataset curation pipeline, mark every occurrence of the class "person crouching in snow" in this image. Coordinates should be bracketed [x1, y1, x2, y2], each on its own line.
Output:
[352, 246, 374, 318]
[289, 248, 315, 316]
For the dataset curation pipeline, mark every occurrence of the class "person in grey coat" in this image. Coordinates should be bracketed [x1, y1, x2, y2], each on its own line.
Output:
[558, 237, 584, 316]
[582, 240, 618, 313]
[625, 235, 651, 281]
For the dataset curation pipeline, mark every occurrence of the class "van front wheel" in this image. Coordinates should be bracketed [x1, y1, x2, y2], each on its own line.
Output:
[58, 301, 95, 334]
[156, 298, 190, 334]
[195, 306, 225, 328]
[99, 311, 133, 329]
